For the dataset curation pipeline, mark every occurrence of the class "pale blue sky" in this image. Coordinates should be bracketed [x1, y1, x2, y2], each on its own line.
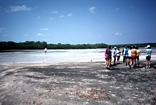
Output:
[0, 0, 156, 44]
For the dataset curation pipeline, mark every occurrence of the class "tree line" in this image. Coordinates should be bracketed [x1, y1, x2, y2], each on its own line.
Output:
[0, 41, 108, 50]
[0, 41, 155, 50]
[111, 43, 156, 48]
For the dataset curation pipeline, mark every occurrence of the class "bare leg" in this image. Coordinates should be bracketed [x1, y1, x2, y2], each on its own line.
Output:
[105, 59, 108, 68]
[137, 56, 140, 66]
[126, 58, 129, 66]
[108, 59, 111, 69]
[149, 60, 150, 67]
[129, 58, 132, 69]
[110, 58, 112, 66]
[133, 59, 136, 68]
[146, 60, 150, 67]
[146, 60, 148, 67]
[114, 56, 116, 65]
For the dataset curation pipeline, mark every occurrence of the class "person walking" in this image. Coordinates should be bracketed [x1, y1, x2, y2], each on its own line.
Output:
[105, 46, 112, 69]
[122, 46, 127, 63]
[145, 45, 152, 68]
[116, 47, 121, 64]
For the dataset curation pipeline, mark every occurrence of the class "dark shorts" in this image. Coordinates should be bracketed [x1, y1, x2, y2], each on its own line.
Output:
[108, 55, 111, 59]
[146, 56, 151, 60]
[126, 56, 131, 59]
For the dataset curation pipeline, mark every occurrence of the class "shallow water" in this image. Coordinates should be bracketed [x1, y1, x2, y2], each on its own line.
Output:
[0, 49, 105, 63]
[0, 48, 155, 63]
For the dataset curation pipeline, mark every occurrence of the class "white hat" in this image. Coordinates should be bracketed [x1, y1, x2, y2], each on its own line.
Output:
[147, 45, 150, 48]
[114, 47, 116, 48]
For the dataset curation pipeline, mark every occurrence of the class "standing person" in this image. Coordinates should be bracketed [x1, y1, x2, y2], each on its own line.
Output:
[112, 47, 117, 65]
[136, 46, 140, 67]
[122, 46, 127, 63]
[116, 47, 121, 64]
[131, 46, 137, 69]
[44, 48, 47, 55]
[125, 46, 132, 69]
[110, 46, 113, 66]
[145, 45, 152, 68]
[105, 46, 112, 69]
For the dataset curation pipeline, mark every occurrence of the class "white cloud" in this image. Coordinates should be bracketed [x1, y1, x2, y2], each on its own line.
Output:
[98, 35, 102, 38]
[37, 16, 41, 19]
[37, 33, 44, 36]
[0, 6, 2, 11]
[52, 11, 58, 13]
[115, 32, 122, 36]
[40, 28, 49, 31]
[23, 34, 28, 36]
[60, 15, 64, 18]
[10, 5, 33, 12]
[49, 17, 55, 20]
[3, 34, 8, 37]
[0, 28, 4, 32]
[67, 13, 73, 17]
[116, 8, 120, 10]
[89, 7, 96, 13]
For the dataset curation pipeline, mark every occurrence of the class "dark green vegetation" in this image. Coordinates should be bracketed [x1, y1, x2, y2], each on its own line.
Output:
[0, 41, 107, 49]
[112, 43, 156, 48]
[0, 41, 156, 50]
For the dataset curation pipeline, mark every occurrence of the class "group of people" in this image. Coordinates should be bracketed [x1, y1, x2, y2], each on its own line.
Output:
[105, 45, 152, 69]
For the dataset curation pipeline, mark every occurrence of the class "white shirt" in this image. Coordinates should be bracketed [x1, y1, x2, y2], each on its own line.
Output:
[112, 49, 117, 57]
[44, 48, 47, 52]
[128, 49, 131, 57]
[116, 50, 121, 56]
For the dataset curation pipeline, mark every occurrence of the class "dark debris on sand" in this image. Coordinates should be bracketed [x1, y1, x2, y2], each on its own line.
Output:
[0, 61, 156, 105]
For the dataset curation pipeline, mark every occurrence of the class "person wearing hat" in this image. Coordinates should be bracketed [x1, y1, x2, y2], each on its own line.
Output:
[145, 45, 152, 68]
[112, 47, 117, 65]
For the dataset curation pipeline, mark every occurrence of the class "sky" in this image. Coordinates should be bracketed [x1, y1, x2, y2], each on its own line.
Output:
[0, 0, 156, 45]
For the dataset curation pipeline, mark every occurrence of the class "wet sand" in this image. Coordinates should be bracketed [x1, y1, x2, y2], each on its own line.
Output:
[0, 61, 156, 105]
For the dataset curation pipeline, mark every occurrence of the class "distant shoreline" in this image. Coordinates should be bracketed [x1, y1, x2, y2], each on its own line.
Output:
[0, 41, 156, 50]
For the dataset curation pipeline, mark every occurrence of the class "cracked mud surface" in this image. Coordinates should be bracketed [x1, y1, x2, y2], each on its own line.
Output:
[0, 61, 156, 105]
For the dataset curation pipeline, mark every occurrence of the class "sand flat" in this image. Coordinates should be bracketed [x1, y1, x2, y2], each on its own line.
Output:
[0, 61, 156, 105]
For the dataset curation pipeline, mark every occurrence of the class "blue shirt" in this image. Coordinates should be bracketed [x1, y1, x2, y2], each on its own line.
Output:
[146, 49, 152, 56]
[125, 48, 129, 57]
